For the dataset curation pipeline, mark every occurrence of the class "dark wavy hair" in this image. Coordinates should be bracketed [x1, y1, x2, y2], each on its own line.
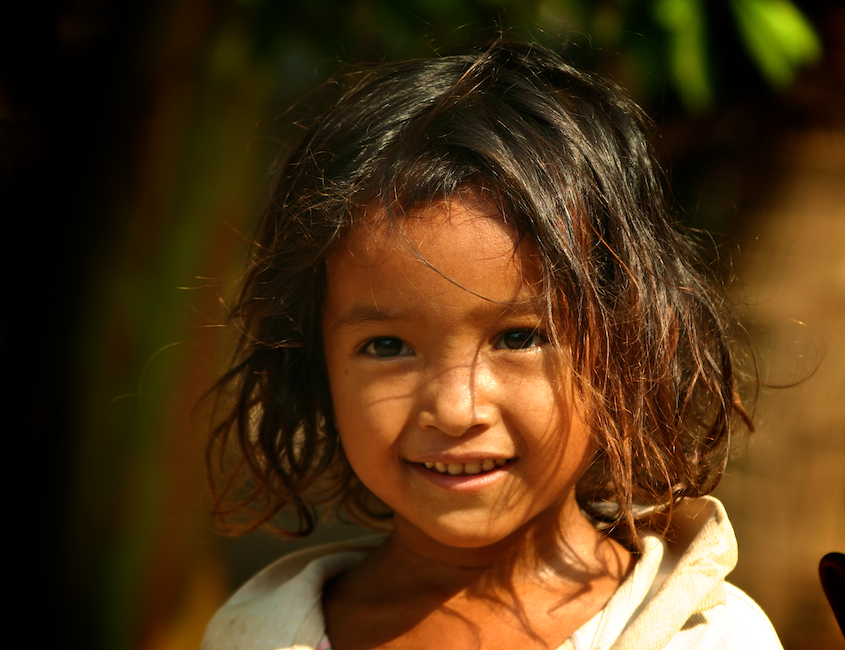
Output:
[207, 40, 750, 545]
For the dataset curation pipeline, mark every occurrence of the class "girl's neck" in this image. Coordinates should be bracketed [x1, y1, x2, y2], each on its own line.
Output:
[372, 502, 631, 598]
[323, 502, 633, 650]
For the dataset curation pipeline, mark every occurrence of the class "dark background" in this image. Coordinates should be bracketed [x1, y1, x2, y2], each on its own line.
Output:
[3, 1, 843, 648]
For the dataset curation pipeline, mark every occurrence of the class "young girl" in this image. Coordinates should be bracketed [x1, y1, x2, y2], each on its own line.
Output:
[201, 41, 782, 650]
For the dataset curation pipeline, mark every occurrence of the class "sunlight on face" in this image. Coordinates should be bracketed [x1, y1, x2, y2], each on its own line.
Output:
[322, 196, 593, 549]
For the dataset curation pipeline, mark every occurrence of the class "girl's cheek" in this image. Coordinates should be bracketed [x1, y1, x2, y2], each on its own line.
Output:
[339, 374, 418, 428]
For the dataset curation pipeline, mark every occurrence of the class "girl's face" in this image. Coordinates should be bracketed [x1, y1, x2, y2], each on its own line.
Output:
[322, 198, 593, 550]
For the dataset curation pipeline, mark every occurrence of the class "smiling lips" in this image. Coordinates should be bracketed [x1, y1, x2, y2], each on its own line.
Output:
[422, 458, 510, 476]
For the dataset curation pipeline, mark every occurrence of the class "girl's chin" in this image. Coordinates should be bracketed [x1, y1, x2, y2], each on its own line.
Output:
[391, 508, 568, 554]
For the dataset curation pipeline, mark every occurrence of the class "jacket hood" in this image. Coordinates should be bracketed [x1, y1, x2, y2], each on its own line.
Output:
[580, 497, 736, 649]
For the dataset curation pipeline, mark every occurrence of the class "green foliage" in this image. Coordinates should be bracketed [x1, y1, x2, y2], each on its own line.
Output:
[221, 0, 824, 113]
[729, 0, 821, 89]
[652, 0, 712, 110]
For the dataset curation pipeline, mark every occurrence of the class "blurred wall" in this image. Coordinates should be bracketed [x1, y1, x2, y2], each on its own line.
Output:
[712, 38, 845, 648]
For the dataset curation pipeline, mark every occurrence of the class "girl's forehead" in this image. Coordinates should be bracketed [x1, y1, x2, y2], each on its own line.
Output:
[326, 196, 544, 310]
[341, 195, 527, 264]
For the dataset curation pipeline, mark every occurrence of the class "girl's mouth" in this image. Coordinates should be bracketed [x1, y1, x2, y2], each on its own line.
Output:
[420, 459, 511, 476]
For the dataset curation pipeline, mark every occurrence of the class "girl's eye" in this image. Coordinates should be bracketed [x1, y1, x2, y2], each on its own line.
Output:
[497, 330, 546, 350]
[363, 337, 413, 358]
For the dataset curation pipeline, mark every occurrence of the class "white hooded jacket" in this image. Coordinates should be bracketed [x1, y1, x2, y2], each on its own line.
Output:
[201, 497, 782, 650]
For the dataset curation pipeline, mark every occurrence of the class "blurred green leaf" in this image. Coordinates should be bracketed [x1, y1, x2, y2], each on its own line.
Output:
[652, 0, 713, 111]
[729, 0, 821, 88]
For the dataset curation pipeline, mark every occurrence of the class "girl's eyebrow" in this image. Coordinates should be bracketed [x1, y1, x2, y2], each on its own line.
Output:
[502, 296, 546, 314]
[333, 305, 403, 328]
[332, 297, 545, 329]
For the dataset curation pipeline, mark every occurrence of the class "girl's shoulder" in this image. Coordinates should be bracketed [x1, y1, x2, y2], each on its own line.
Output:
[689, 582, 784, 648]
[632, 582, 782, 650]
[200, 538, 381, 650]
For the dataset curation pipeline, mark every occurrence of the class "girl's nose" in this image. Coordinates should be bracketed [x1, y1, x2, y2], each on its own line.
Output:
[417, 363, 496, 437]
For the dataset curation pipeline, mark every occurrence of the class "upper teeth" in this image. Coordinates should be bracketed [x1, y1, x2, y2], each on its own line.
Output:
[423, 459, 508, 475]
